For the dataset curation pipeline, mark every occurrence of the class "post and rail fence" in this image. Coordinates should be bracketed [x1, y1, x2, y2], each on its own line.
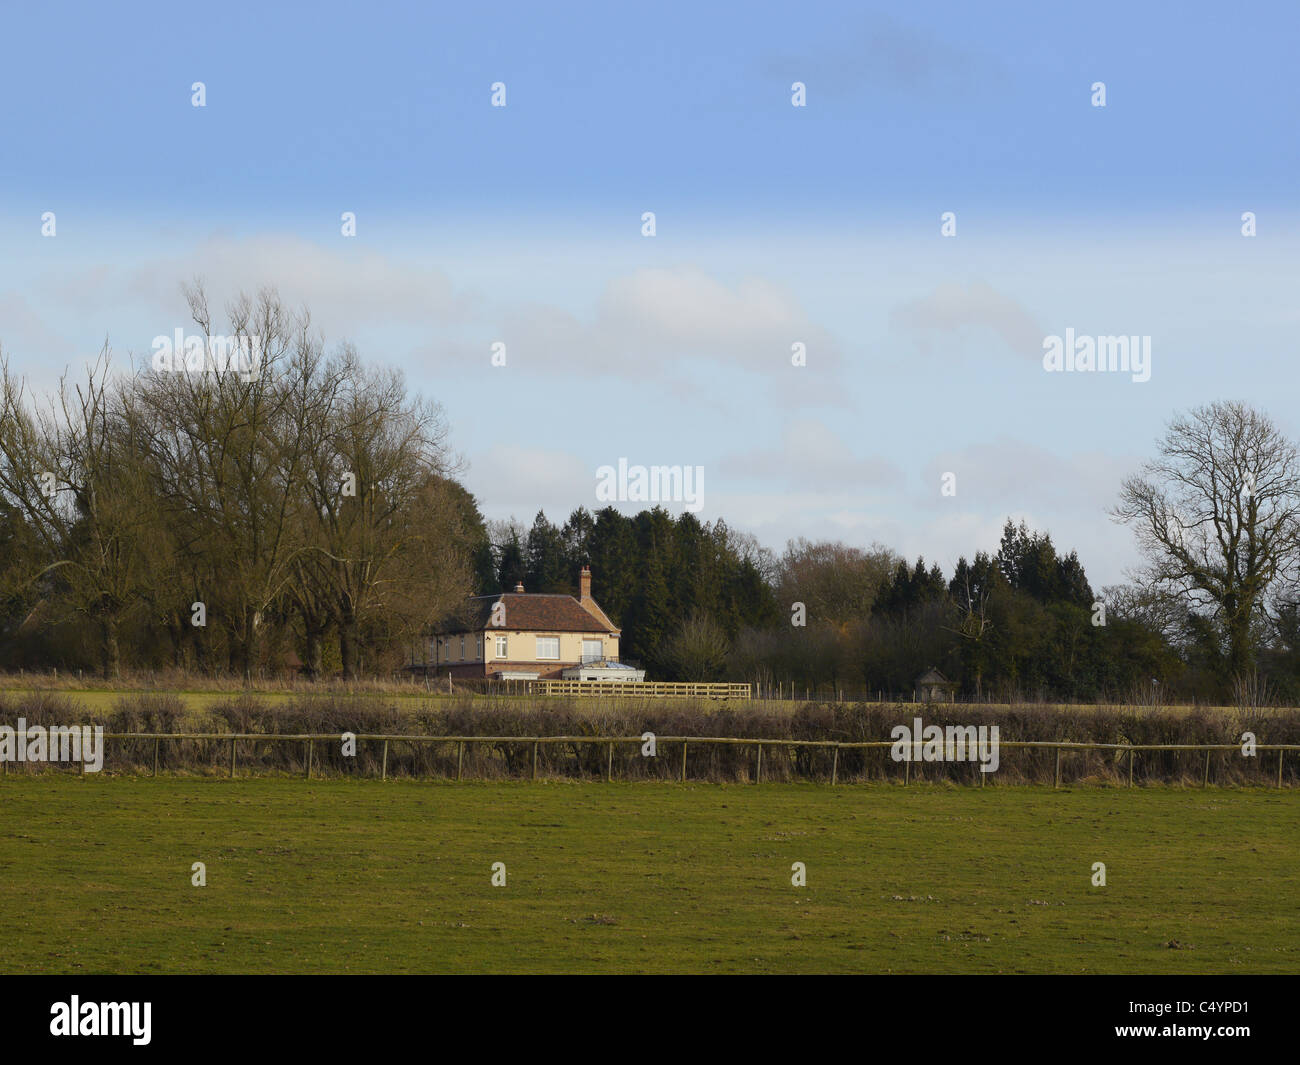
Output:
[529, 680, 751, 700]
[2, 732, 1297, 787]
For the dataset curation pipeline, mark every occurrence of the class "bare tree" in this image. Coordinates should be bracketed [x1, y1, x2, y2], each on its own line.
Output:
[132, 285, 329, 681]
[946, 552, 996, 699]
[1112, 402, 1300, 679]
[776, 538, 899, 625]
[301, 351, 467, 678]
[2, 286, 477, 681]
[0, 346, 148, 677]
[665, 610, 731, 681]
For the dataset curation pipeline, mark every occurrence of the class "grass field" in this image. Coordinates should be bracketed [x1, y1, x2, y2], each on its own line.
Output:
[3, 778, 1296, 974]
[1, 687, 436, 714]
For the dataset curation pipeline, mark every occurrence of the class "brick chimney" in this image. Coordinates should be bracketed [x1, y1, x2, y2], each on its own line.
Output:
[576, 565, 618, 630]
[513, 581, 525, 593]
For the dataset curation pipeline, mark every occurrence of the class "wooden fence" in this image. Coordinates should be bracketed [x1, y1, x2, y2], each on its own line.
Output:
[3, 733, 1298, 787]
[529, 681, 751, 700]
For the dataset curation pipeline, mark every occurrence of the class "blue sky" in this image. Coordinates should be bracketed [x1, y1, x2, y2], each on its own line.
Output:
[2, 0, 1297, 587]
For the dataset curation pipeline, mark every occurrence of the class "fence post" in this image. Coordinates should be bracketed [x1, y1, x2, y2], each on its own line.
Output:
[381, 740, 388, 781]
[306, 739, 313, 779]
[1279, 749, 1285, 788]
[756, 743, 762, 784]
[1054, 747, 1060, 789]
[153, 738, 159, 777]
[904, 754, 910, 786]
[680, 740, 688, 783]
[531, 741, 538, 780]
[1128, 748, 1134, 787]
[606, 741, 613, 782]
[831, 745, 839, 786]
[230, 737, 236, 779]
[1203, 749, 1210, 788]
[457, 741, 464, 781]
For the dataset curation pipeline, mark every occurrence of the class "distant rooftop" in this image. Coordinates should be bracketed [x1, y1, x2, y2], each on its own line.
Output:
[437, 592, 616, 635]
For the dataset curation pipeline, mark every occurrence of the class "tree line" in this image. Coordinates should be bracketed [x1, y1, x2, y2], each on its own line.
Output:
[476, 401, 1300, 703]
[487, 510, 1176, 699]
[3, 293, 1300, 702]
[0, 287, 483, 680]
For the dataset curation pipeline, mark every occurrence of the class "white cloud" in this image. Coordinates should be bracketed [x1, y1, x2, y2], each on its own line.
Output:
[465, 444, 593, 520]
[0, 294, 82, 399]
[501, 265, 844, 381]
[719, 418, 902, 492]
[28, 235, 473, 349]
[920, 437, 1132, 514]
[891, 280, 1042, 358]
[136, 235, 470, 331]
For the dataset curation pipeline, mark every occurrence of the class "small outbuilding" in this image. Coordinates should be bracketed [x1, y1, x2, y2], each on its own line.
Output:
[914, 668, 957, 703]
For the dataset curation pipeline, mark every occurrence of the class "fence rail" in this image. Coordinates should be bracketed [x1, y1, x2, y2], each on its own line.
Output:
[530, 681, 752, 700]
[2, 732, 1298, 787]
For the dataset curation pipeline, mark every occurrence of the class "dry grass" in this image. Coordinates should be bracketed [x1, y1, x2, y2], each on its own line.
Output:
[2, 688, 1297, 786]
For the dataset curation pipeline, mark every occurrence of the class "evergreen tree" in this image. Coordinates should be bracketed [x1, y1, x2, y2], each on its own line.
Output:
[561, 506, 596, 578]
[496, 529, 526, 592]
[628, 531, 673, 670]
[586, 507, 637, 624]
[671, 512, 718, 619]
[525, 511, 568, 593]
[439, 479, 496, 595]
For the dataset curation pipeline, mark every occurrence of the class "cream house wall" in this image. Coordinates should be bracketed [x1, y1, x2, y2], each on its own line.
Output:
[483, 631, 618, 663]
[432, 633, 484, 663]
[432, 631, 618, 664]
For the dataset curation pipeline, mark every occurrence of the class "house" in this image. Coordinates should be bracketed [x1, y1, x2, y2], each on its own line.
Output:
[428, 566, 645, 682]
[914, 667, 957, 703]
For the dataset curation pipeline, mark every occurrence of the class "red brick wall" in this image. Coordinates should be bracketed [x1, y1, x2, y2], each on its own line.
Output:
[437, 662, 578, 680]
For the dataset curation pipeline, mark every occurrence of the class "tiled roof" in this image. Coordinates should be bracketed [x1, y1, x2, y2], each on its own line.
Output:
[437, 593, 618, 635]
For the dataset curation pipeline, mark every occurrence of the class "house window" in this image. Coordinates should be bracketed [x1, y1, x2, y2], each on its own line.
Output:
[536, 636, 560, 660]
[582, 638, 603, 662]
[459, 636, 465, 659]
[476, 635, 483, 659]
[495, 635, 508, 658]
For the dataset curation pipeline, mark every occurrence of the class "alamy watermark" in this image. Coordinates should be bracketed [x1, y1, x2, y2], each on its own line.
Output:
[0, 720, 104, 772]
[595, 459, 704, 513]
[890, 717, 1000, 773]
[151, 329, 263, 381]
[1042, 329, 1150, 383]
[50, 997, 150, 1045]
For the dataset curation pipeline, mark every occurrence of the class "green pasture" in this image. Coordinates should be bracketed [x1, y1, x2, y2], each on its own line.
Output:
[1, 778, 1294, 973]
